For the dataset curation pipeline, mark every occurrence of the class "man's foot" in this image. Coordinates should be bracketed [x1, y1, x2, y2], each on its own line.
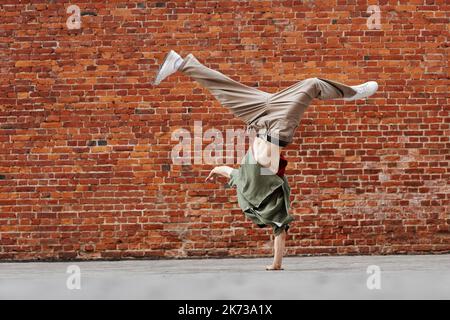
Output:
[153, 50, 184, 85]
[344, 81, 378, 101]
[265, 265, 284, 271]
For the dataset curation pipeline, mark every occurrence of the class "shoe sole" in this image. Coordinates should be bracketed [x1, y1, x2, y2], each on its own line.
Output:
[153, 50, 178, 85]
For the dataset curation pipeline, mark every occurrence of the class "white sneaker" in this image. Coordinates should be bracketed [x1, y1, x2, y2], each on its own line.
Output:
[153, 50, 184, 85]
[344, 81, 379, 101]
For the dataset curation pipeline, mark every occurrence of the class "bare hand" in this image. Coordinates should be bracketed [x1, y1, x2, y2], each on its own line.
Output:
[205, 167, 219, 182]
[205, 166, 233, 182]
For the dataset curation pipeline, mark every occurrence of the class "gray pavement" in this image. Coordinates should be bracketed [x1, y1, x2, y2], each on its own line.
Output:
[0, 254, 449, 299]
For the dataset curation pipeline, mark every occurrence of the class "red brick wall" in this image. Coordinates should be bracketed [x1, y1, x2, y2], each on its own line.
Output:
[0, 1, 449, 261]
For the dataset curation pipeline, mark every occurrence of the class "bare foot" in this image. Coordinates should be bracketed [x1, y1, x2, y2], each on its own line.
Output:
[265, 265, 284, 271]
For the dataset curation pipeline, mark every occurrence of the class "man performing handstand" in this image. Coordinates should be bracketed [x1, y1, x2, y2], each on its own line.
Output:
[154, 50, 378, 270]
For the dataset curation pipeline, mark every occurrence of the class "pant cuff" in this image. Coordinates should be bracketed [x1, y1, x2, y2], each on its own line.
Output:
[178, 53, 195, 71]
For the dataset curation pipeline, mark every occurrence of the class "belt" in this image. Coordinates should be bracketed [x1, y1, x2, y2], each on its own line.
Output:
[256, 133, 289, 147]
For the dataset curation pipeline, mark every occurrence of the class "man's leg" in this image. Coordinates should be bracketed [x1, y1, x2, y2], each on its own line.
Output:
[266, 229, 286, 271]
[315, 77, 379, 101]
[266, 77, 359, 134]
[271, 77, 378, 104]
[272, 77, 357, 102]
[260, 77, 377, 145]
[179, 54, 270, 125]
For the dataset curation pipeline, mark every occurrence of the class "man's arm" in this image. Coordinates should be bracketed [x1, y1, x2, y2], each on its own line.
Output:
[205, 166, 234, 182]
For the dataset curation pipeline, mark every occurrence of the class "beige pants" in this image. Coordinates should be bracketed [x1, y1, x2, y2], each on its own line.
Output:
[179, 54, 357, 146]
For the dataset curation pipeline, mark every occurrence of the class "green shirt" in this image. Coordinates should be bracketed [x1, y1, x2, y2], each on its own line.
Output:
[227, 150, 294, 236]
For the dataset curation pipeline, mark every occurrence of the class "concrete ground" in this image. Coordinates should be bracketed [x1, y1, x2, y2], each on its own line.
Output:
[0, 254, 449, 299]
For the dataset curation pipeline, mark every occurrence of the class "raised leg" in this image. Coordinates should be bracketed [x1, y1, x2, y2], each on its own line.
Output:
[179, 54, 270, 125]
[253, 77, 359, 145]
[272, 77, 357, 103]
